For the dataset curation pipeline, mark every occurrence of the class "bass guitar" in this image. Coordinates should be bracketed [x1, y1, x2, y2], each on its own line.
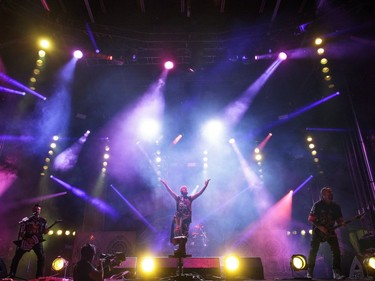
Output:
[315, 213, 364, 241]
[13, 220, 62, 250]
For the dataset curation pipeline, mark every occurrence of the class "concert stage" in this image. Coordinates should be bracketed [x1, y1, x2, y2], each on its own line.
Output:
[1, 255, 372, 281]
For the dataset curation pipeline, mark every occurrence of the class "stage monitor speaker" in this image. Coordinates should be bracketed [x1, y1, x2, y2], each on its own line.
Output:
[224, 257, 264, 280]
[0, 258, 7, 279]
[137, 257, 177, 279]
[183, 257, 221, 279]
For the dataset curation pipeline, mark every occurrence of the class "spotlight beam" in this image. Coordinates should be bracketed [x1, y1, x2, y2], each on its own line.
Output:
[0, 73, 47, 100]
[0, 86, 25, 96]
[50, 175, 118, 218]
[110, 184, 158, 233]
[224, 59, 283, 126]
[3, 192, 67, 209]
[288, 91, 340, 119]
[292, 175, 314, 195]
[262, 91, 340, 132]
[85, 22, 100, 53]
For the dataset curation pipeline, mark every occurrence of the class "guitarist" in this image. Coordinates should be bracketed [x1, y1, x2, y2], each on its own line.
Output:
[306, 187, 346, 280]
[9, 203, 49, 278]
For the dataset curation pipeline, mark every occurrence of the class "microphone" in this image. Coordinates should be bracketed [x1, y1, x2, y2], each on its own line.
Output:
[18, 217, 29, 224]
[29, 211, 37, 218]
[18, 212, 37, 224]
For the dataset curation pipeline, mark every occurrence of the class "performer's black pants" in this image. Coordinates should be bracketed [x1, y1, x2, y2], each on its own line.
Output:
[307, 233, 342, 275]
[10, 243, 45, 278]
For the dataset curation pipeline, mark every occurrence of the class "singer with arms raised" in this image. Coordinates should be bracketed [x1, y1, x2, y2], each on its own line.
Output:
[160, 178, 210, 256]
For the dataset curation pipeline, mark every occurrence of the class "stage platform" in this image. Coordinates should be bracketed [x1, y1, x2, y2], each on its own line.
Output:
[1, 278, 374, 281]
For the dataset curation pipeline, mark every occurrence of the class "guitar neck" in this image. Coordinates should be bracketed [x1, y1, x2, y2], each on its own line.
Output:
[47, 220, 62, 230]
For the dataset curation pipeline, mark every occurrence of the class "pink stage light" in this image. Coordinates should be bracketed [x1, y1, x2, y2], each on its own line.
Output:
[164, 60, 174, 70]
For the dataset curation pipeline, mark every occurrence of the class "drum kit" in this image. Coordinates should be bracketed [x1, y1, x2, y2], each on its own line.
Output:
[190, 224, 208, 251]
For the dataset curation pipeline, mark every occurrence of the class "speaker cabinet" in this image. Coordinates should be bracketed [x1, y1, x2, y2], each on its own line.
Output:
[137, 257, 177, 278]
[183, 257, 221, 278]
[136, 257, 221, 279]
[224, 257, 264, 280]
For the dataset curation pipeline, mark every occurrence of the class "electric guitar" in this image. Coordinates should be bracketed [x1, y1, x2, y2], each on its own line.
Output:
[315, 213, 364, 241]
[13, 220, 62, 250]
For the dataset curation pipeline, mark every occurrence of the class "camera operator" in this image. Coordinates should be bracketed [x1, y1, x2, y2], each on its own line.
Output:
[73, 243, 103, 281]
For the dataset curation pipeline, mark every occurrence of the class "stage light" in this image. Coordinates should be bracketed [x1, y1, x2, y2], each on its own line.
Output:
[314, 37, 323, 45]
[73, 50, 83, 59]
[139, 118, 161, 141]
[51, 256, 69, 271]
[139, 257, 155, 274]
[278, 52, 287, 60]
[202, 119, 225, 141]
[254, 154, 262, 161]
[225, 255, 240, 272]
[36, 59, 44, 66]
[317, 48, 325, 55]
[363, 256, 375, 276]
[164, 60, 174, 70]
[38, 50, 46, 58]
[39, 39, 50, 49]
[223, 256, 264, 280]
[290, 254, 308, 271]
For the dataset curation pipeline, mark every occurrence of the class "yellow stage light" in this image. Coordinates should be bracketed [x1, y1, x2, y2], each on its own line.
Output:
[317, 48, 325, 55]
[314, 38, 323, 45]
[225, 255, 240, 272]
[364, 256, 375, 270]
[140, 257, 155, 274]
[290, 254, 308, 271]
[51, 256, 68, 271]
[39, 39, 50, 49]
